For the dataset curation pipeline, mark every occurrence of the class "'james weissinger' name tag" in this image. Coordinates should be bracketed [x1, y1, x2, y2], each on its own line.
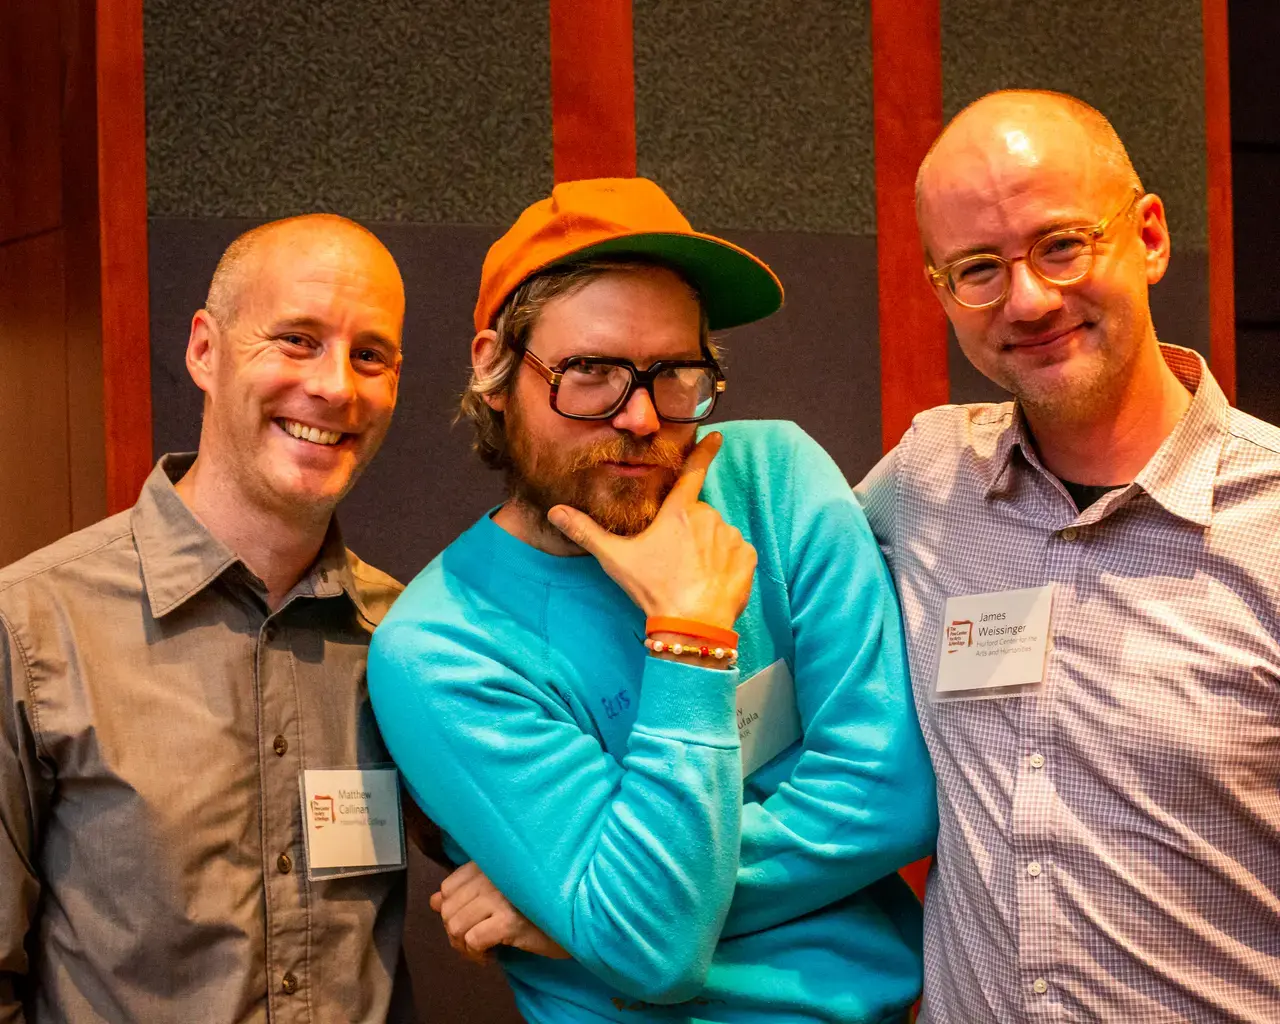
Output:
[936, 585, 1054, 698]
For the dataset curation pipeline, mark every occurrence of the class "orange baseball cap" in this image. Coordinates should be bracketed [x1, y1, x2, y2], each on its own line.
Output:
[473, 177, 784, 333]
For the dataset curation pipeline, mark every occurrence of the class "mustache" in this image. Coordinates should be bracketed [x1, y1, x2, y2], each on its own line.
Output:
[567, 435, 689, 473]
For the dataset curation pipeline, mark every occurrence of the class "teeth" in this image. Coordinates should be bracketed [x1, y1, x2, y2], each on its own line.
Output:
[282, 420, 343, 445]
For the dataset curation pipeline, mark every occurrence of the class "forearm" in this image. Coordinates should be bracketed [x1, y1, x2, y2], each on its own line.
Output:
[374, 640, 743, 1002]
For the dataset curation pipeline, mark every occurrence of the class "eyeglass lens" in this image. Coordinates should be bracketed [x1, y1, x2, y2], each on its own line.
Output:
[948, 230, 1094, 306]
[557, 361, 718, 420]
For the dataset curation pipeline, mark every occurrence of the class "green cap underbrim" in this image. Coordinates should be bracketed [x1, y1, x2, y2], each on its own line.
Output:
[546, 232, 784, 331]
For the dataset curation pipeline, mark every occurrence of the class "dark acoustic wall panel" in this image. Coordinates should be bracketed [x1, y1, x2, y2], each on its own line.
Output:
[633, 0, 876, 235]
[149, 218, 881, 583]
[940, 0, 1208, 246]
[144, 0, 552, 223]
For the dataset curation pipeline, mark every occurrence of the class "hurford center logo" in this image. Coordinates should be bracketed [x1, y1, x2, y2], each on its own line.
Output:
[946, 619, 974, 653]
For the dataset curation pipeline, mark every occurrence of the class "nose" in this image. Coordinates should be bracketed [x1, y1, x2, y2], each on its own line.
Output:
[305, 344, 358, 405]
[610, 384, 661, 437]
[1003, 260, 1064, 323]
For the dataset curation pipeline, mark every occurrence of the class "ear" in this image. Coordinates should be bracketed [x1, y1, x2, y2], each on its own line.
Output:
[1136, 193, 1171, 286]
[185, 309, 220, 395]
[471, 329, 509, 412]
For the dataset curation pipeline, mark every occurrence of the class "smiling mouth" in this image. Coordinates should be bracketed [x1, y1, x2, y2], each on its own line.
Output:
[1006, 323, 1087, 351]
[277, 419, 347, 446]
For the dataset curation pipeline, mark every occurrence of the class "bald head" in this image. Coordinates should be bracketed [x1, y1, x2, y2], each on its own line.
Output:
[917, 90, 1141, 246]
[205, 214, 402, 330]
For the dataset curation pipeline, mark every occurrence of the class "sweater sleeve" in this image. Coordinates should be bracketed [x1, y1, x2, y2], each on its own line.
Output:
[720, 426, 937, 938]
[368, 620, 743, 1003]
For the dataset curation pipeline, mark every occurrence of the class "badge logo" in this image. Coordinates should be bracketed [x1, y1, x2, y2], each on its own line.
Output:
[310, 794, 335, 828]
[946, 619, 974, 653]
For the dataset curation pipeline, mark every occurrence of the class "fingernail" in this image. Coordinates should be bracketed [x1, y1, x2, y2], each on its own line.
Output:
[547, 508, 566, 529]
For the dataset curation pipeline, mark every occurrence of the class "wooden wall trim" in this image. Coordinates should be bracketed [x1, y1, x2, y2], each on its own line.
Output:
[1202, 0, 1235, 402]
[549, 0, 636, 183]
[96, 0, 153, 512]
[871, 0, 949, 453]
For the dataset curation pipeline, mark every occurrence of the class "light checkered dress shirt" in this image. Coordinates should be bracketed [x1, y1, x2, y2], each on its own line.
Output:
[856, 345, 1280, 1023]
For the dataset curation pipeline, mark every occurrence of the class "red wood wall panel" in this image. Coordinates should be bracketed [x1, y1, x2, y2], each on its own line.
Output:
[871, 0, 949, 453]
[549, 0, 636, 182]
[1203, 0, 1235, 402]
[96, 0, 153, 513]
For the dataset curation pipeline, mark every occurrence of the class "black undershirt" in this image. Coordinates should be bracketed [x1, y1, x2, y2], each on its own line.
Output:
[1060, 479, 1124, 512]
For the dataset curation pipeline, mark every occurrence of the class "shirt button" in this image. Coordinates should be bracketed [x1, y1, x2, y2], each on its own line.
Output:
[1029, 752, 1045, 769]
[1027, 860, 1042, 877]
[263, 623, 278, 642]
[272, 735, 288, 757]
[1032, 978, 1048, 994]
[1060, 526, 1079, 542]
[277, 852, 293, 874]
[281, 972, 298, 995]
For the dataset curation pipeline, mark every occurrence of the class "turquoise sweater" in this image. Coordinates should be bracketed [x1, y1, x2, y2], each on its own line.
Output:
[369, 420, 937, 1023]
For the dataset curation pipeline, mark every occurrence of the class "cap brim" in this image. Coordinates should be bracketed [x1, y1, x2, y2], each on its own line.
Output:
[547, 232, 783, 331]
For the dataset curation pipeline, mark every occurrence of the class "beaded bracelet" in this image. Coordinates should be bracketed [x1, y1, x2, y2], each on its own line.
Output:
[644, 636, 738, 666]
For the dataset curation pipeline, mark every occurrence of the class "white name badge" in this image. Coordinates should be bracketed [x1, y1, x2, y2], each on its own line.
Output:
[737, 659, 803, 776]
[935, 585, 1055, 701]
[299, 767, 406, 880]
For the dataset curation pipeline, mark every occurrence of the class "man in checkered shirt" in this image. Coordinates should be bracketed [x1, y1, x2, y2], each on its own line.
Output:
[857, 89, 1280, 1022]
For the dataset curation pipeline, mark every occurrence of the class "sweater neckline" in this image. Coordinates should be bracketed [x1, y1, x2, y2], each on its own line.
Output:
[470, 510, 611, 588]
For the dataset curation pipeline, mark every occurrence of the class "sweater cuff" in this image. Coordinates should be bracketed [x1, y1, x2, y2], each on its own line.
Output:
[635, 656, 741, 746]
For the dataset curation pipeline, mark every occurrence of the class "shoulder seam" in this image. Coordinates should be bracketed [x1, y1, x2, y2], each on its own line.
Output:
[0, 523, 134, 598]
[0, 607, 46, 760]
[1226, 425, 1280, 458]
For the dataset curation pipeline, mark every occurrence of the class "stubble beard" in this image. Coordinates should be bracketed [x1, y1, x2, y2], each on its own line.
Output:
[503, 401, 691, 537]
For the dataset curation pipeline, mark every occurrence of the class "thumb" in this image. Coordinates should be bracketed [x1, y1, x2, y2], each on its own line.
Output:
[662, 431, 723, 510]
[547, 504, 617, 557]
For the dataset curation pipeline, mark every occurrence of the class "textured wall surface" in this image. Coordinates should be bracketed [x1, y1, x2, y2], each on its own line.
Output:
[144, 0, 552, 223]
[634, 0, 875, 235]
[940, 0, 1208, 245]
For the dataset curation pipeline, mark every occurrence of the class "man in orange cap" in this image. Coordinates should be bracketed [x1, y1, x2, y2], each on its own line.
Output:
[369, 178, 936, 1022]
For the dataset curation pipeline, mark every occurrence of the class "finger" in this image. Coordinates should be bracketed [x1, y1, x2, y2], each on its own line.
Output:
[463, 915, 511, 956]
[438, 873, 493, 921]
[443, 895, 496, 944]
[429, 891, 443, 914]
[438, 860, 481, 899]
[659, 432, 722, 511]
[546, 505, 616, 559]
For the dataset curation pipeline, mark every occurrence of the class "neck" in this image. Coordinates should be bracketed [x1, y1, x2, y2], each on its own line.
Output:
[492, 499, 584, 557]
[174, 455, 332, 609]
[1023, 342, 1192, 486]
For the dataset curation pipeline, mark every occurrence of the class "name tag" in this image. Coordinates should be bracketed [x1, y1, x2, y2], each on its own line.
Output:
[737, 659, 802, 776]
[935, 585, 1055, 700]
[300, 767, 406, 880]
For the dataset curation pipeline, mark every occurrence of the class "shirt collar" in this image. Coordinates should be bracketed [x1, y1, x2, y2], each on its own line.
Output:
[985, 344, 1227, 528]
[133, 453, 370, 619]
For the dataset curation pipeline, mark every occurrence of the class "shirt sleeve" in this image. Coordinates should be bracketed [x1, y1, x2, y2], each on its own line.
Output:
[853, 434, 905, 570]
[721, 427, 937, 938]
[0, 613, 45, 1024]
[367, 626, 743, 1004]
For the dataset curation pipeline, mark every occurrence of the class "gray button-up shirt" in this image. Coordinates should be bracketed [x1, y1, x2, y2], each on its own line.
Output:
[857, 346, 1280, 1022]
[0, 455, 406, 1023]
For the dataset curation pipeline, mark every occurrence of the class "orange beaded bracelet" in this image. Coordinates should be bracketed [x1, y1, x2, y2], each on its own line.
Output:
[644, 616, 739, 648]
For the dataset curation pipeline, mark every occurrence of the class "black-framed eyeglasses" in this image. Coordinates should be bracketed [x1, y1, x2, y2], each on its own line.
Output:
[927, 189, 1143, 309]
[520, 350, 726, 422]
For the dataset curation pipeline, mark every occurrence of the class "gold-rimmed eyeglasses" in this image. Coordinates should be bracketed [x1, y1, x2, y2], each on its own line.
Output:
[927, 189, 1143, 310]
